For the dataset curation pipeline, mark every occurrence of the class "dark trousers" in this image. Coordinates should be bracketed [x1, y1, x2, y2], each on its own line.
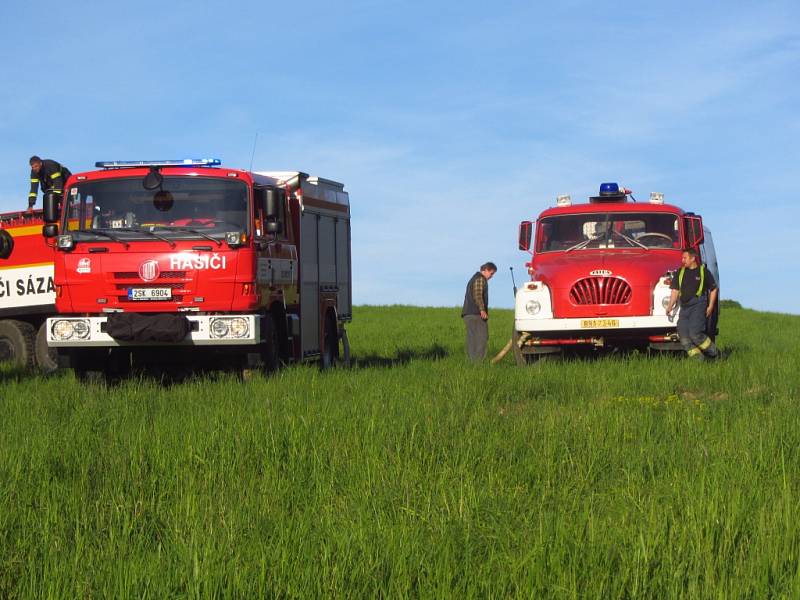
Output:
[463, 315, 488, 361]
[677, 297, 718, 360]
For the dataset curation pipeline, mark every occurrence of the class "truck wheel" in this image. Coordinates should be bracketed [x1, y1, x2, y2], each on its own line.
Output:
[261, 315, 280, 375]
[0, 320, 36, 368]
[0, 230, 14, 259]
[35, 322, 59, 372]
[320, 313, 339, 370]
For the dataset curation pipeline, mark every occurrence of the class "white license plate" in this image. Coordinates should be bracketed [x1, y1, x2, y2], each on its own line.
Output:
[128, 287, 172, 301]
[580, 319, 620, 328]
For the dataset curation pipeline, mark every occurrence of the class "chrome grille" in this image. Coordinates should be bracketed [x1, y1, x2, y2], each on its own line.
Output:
[570, 276, 632, 305]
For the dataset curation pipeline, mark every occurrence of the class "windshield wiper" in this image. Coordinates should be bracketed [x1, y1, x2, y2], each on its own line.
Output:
[150, 226, 222, 247]
[611, 229, 649, 251]
[110, 227, 176, 248]
[565, 237, 597, 253]
[73, 228, 129, 249]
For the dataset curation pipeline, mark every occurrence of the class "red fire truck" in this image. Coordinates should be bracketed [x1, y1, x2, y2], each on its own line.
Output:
[514, 182, 719, 363]
[43, 159, 352, 379]
[0, 210, 58, 370]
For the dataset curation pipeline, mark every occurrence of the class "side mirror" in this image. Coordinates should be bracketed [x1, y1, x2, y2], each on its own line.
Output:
[143, 167, 163, 191]
[518, 221, 533, 251]
[42, 224, 59, 239]
[265, 188, 284, 219]
[43, 191, 61, 223]
[684, 216, 704, 247]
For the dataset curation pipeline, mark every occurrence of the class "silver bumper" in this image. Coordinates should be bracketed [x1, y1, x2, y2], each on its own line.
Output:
[47, 314, 260, 347]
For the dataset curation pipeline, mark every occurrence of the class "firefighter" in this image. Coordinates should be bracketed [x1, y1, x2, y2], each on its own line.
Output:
[665, 247, 719, 360]
[27, 156, 71, 212]
[461, 262, 497, 361]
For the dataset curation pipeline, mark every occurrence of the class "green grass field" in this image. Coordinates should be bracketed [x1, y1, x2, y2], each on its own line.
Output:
[1, 305, 799, 598]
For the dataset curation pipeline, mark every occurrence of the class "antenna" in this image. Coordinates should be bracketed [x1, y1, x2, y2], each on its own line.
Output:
[248, 132, 259, 172]
[510, 266, 518, 296]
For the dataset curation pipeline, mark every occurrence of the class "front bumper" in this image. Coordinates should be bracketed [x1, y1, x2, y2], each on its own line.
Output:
[47, 314, 260, 347]
[515, 314, 676, 334]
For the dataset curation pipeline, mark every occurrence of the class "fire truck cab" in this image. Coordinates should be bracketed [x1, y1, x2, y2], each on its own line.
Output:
[514, 183, 719, 362]
[44, 159, 351, 379]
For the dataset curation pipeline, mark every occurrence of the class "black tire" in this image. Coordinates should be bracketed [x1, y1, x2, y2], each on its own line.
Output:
[0, 319, 36, 368]
[320, 313, 339, 370]
[512, 329, 528, 366]
[0, 230, 14, 259]
[35, 322, 59, 372]
[261, 315, 280, 375]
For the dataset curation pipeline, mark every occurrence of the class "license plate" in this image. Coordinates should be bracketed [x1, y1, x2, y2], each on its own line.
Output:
[580, 319, 619, 328]
[128, 287, 172, 301]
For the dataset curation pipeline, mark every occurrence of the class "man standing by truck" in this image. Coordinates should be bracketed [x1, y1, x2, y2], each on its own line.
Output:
[666, 248, 719, 360]
[461, 262, 497, 361]
[27, 156, 71, 211]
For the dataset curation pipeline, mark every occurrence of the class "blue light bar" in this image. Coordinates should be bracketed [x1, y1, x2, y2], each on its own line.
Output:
[599, 182, 620, 196]
[94, 158, 222, 168]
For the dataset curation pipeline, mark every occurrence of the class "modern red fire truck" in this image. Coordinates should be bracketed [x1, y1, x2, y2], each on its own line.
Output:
[514, 182, 719, 363]
[43, 159, 351, 379]
[0, 210, 58, 370]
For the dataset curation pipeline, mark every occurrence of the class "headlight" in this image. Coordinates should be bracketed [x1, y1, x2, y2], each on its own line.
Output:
[526, 300, 541, 315]
[210, 318, 229, 338]
[225, 231, 245, 247]
[57, 235, 74, 250]
[661, 297, 671, 309]
[228, 317, 249, 338]
[72, 320, 90, 339]
[52, 320, 74, 340]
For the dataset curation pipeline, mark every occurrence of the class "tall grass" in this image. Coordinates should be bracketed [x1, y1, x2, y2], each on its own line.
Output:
[0, 305, 798, 598]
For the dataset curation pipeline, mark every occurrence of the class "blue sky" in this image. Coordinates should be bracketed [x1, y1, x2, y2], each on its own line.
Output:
[1, 1, 797, 313]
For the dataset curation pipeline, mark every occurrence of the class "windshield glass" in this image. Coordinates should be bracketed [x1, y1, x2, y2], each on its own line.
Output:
[536, 212, 680, 252]
[64, 176, 248, 238]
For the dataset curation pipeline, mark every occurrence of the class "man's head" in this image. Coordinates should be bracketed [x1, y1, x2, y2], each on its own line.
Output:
[681, 247, 699, 268]
[480, 262, 497, 280]
[29, 156, 42, 174]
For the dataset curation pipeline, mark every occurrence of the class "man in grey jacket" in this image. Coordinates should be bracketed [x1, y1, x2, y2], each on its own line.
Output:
[461, 262, 497, 361]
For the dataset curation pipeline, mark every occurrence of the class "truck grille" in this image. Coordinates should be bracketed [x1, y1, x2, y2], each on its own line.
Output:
[570, 276, 631, 305]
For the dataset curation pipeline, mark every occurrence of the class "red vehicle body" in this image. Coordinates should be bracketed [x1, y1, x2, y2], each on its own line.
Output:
[0, 210, 58, 369]
[44, 160, 351, 378]
[513, 184, 719, 362]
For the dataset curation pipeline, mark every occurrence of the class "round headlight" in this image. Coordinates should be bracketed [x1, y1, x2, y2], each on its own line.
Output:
[72, 320, 90, 339]
[229, 317, 249, 338]
[525, 300, 541, 315]
[52, 320, 75, 340]
[210, 318, 229, 338]
[661, 297, 671, 309]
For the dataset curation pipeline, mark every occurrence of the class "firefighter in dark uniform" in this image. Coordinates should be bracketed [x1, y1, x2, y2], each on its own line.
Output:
[665, 247, 719, 360]
[27, 155, 71, 212]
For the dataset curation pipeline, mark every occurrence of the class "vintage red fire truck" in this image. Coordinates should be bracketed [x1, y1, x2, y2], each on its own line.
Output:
[514, 182, 719, 363]
[43, 159, 351, 379]
[0, 210, 58, 369]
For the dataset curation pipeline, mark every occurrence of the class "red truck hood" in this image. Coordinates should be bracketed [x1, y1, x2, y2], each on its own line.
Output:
[56, 244, 252, 313]
[532, 249, 680, 318]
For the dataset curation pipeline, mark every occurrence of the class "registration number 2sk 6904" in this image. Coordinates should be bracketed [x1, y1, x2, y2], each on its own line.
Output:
[128, 287, 172, 301]
[580, 319, 620, 328]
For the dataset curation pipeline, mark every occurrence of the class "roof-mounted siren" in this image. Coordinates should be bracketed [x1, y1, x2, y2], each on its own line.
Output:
[589, 182, 630, 203]
[95, 158, 222, 169]
[649, 192, 665, 204]
[556, 194, 572, 207]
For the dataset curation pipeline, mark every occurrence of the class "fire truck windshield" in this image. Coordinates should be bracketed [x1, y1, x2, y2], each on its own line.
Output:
[537, 212, 680, 253]
[64, 176, 248, 240]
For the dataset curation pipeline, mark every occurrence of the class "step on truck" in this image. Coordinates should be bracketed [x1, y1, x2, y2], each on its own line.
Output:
[514, 182, 719, 363]
[0, 210, 58, 370]
[42, 159, 351, 379]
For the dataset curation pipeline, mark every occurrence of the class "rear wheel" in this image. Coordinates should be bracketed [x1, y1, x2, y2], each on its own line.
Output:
[261, 315, 280, 375]
[35, 322, 59, 372]
[320, 313, 339, 370]
[0, 320, 36, 368]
